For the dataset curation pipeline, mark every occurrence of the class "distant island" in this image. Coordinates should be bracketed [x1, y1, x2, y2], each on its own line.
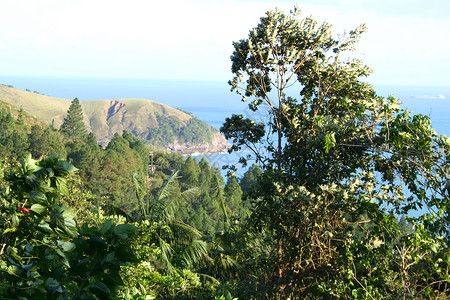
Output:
[0, 84, 229, 154]
[410, 94, 446, 99]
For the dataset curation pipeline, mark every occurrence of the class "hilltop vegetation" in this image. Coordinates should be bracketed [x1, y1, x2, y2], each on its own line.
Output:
[0, 84, 227, 152]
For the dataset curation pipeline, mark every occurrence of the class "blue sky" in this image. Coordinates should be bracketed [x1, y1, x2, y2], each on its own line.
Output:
[1, 0, 449, 86]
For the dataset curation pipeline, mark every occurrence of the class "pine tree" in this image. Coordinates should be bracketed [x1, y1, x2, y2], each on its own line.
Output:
[239, 164, 262, 193]
[60, 98, 86, 139]
[224, 176, 243, 215]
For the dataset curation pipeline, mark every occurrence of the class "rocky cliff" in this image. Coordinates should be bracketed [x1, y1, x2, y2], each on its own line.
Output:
[167, 132, 230, 154]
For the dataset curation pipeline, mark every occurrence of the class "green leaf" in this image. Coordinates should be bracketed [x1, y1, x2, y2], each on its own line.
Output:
[62, 207, 76, 219]
[38, 221, 53, 234]
[102, 251, 115, 264]
[63, 217, 78, 237]
[30, 203, 46, 215]
[324, 132, 336, 153]
[21, 262, 33, 270]
[46, 277, 63, 293]
[52, 213, 65, 230]
[89, 236, 106, 248]
[54, 160, 78, 174]
[100, 219, 113, 234]
[55, 248, 65, 258]
[28, 190, 47, 203]
[102, 270, 125, 289]
[45, 167, 54, 178]
[12, 214, 20, 227]
[58, 241, 75, 252]
[54, 177, 69, 196]
[48, 153, 60, 161]
[116, 245, 139, 263]
[7, 265, 22, 276]
[89, 281, 111, 298]
[113, 223, 135, 240]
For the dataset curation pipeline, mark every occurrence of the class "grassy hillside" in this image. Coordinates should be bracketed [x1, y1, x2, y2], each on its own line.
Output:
[0, 85, 70, 125]
[0, 84, 224, 151]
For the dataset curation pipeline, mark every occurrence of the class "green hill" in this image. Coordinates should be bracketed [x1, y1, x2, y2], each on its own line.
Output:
[0, 84, 228, 153]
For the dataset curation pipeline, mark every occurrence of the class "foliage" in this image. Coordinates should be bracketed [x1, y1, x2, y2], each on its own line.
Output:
[222, 6, 449, 299]
[119, 220, 215, 299]
[150, 153, 246, 236]
[145, 113, 216, 148]
[0, 154, 137, 299]
[239, 164, 262, 194]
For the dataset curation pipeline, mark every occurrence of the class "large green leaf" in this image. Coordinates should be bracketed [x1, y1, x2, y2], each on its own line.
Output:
[62, 207, 76, 219]
[54, 176, 69, 196]
[30, 203, 46, 215]
[116, 245, 139, 263]
[113, 223, 135, 240]
[38, 221, 53, 234]
[63, 216, 78, 237]
[89, 281, 111, 298]
[45, 277, 63, 293]
[11, 214, 19, 227]
[102, 251, 115, 264]
[28, 190, 47, 203]
[100, 219, 113, 234]
[54, 160, 78, 175]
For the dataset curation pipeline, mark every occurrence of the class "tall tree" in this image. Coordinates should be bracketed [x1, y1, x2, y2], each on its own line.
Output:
[224, 176, 243, 216]
[60, 97, 86, 140]
[222, 6, 450, 299]
[239, 164, 262, 193]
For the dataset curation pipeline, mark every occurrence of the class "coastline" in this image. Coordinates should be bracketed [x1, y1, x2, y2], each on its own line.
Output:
[166, 132, 230, 155]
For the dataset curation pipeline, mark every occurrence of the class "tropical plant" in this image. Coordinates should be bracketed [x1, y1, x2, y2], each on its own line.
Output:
[0, 154, 137, 299]
[132, 171, 210, 273]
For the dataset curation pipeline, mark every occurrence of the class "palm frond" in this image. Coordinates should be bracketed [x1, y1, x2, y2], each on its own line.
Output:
[150, 171, 181, 223]
[151, 172, 201, 224]
[212, 252, 239, 278]
[179, 239, 212, 269]
[210, 174, 230, 228]
[159, 237, 176, 275]
[131, 172, 147, 220]
[179, 186, 201, 203]
[171, 220, 203, 243]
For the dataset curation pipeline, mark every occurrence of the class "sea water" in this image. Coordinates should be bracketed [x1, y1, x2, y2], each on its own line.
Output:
[1, 76, 449, 177]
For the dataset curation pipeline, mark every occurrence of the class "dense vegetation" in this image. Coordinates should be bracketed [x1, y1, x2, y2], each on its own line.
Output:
[1, 6, 449, 299]
[0, 98, 249, 298]
[143, 113, 216, 148]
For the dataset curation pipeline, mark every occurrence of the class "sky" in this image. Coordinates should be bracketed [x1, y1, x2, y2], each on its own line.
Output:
[1, 0, 449, 86]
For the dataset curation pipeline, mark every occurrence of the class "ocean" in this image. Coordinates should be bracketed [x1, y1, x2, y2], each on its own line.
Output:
[1, 76, 449, 177]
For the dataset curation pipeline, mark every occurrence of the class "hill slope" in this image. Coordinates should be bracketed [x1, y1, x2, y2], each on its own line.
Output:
[0, 84, 228, 153]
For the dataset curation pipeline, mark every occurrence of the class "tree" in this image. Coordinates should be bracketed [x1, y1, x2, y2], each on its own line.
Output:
[222, 6, 449, 298]
[224, 176, 243, 216]
[28, 125, 67, 159]
[239, 164, 262, 193]
[179, 156, 200, 188]
[60, 97, 86, 140]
